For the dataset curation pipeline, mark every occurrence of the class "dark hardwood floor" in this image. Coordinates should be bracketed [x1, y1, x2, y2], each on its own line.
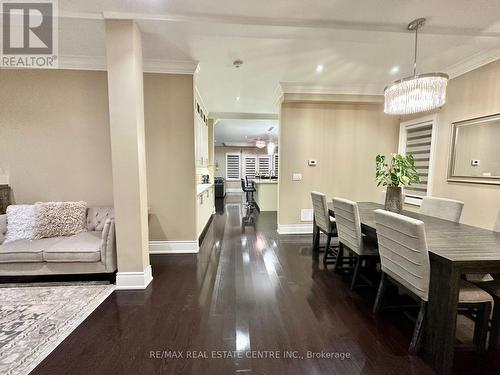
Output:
[31, 194, 499, 375]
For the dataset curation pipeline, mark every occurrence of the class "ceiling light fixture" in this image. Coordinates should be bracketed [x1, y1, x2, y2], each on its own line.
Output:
[390, 66, 399, 75]
[316, 64, 324, 73]
[384, 18, 449, 115]
[236, 96, 240, 101]
[267, 141, 276, 155]
[255, 140, 266, 149]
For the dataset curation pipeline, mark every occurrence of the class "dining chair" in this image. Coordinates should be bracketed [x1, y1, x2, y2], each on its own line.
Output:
[332, 197, 379, 290]
[494, 210, 500, 233]
[476, 279, 500, 351]
[419, 196, 464, 222]
[310, 192, 338, 264]
[373, 209, 493, 354]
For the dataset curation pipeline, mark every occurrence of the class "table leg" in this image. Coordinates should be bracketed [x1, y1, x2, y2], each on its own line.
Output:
[423, 258, 461, 375]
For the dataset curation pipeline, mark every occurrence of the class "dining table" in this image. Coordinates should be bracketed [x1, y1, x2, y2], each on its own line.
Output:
[327, 201, 500, 375]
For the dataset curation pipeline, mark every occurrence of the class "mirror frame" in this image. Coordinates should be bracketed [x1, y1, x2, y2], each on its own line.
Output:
[447, 113, 500, 185]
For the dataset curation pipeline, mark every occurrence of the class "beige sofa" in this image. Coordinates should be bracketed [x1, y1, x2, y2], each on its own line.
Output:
[0, 207, 116, 277]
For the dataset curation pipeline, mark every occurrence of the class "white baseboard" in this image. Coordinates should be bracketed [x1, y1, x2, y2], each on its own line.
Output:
[116, 265, 153, 290]
[149, 240, 199, 254]
[226, 188, 243, 193]
[277, 223, 313, 234]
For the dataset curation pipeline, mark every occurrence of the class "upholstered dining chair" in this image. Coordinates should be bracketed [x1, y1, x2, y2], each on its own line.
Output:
[332, 197, 379, 290]
[419, 196, 464, 222]
[494, 210, 500, 233]
[310, 192, 338, 264]
[373, 209, 493, 354]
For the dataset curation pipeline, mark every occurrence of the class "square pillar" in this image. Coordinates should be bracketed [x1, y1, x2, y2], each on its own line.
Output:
[105, 20, 151, 289]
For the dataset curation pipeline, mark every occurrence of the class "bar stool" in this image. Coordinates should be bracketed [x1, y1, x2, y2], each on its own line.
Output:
[241, 179, 256, 209]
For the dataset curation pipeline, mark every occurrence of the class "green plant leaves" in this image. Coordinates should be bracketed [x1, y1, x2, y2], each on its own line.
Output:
[375, 153, 421, 187]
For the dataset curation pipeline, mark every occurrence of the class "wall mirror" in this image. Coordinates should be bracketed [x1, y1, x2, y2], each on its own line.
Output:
[448, 113, 500, 185]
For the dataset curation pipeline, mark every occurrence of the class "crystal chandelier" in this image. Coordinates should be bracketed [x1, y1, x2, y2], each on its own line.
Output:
[384, 18, 449, 115]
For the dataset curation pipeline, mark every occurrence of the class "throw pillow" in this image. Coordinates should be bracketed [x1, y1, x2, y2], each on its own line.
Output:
[33, 201, 88, 239]
[4, 205, 36, 243]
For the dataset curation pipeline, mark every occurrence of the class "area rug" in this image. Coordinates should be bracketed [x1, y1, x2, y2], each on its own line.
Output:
[0, 283, 115, 375]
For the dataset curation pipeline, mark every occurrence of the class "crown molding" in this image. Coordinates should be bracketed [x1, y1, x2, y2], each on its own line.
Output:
[445, 48, 500, 79]
[57, 55, 198, 74]
[59, 11, 500, 38]
[279, 82, 383, 96]
[210, 112, 279, 120]
[145, 59, 198, 75]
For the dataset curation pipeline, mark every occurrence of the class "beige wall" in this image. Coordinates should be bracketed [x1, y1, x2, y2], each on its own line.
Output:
[0, 69, 197, 241]
[278, 101, 400, 225]
[418, 59, 500, 229]
[0, 69, 114, 206]
[144, 73, 197, 241]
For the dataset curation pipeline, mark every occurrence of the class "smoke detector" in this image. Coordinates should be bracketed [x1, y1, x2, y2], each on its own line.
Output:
[233, 59, 244, 68]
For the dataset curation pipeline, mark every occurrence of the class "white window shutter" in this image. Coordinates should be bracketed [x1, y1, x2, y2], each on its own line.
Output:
[399, 115, 437, 205]
[226, 153, 241, 180]
[273, 154, 279, 177]
[258, 156, 271, 175]
[243, 155, 257, 180]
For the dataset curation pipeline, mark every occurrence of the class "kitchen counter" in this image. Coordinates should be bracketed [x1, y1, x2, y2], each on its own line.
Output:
[254, 180, 277, 211]
[254, 179, 278, 184]
[197, 183, 213, 195]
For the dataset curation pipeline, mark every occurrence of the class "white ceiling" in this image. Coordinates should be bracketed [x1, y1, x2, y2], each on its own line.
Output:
[57, 0, 500, 113]
[214, 119, 279, 147]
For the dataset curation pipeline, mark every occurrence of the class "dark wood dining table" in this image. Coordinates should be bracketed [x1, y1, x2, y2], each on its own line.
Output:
[327, 201, 500, 375]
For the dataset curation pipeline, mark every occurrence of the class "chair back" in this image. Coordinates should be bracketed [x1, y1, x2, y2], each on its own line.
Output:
[241, 179, 247, 191]
[494, 210, 500, 233]
[311, 191, 331, 233]
[374, 209, 430, 301]
[332, 197, 363, 255]
[420, 196, 464, 223]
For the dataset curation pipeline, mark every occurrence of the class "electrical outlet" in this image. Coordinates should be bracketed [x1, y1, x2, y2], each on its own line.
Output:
[292, 173, 302, 181]
[301, 209, 313, 222]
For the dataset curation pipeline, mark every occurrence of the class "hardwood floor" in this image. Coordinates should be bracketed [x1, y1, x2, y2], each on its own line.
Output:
[31, 194, 499, 375]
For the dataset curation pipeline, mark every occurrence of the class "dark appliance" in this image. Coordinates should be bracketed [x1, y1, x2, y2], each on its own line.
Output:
[214, 177, 225, 198]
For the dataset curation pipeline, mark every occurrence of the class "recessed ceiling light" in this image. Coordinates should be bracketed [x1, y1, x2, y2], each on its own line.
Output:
[316, 64, 324, 73]
[236, 96, 240, 101]
[390, 66, 400, 75]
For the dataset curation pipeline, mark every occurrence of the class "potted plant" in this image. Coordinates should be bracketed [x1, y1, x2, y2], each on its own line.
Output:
[375, 153, 420, 213]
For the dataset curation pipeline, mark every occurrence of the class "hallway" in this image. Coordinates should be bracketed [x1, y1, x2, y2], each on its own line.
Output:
[31, 194, 497, 375]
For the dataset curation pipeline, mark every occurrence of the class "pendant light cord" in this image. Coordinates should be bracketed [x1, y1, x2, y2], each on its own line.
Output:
[413, 24, 419, 77]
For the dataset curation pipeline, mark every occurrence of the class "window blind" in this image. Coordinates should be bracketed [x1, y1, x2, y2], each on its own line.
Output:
[243, 155, 256, 180]
[258, 156, 270, 175]
[404, 123, 433, 197]
[226, 153, 241, 180]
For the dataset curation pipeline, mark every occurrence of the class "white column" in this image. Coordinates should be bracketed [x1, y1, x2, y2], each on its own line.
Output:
[105, 20, 151, 289]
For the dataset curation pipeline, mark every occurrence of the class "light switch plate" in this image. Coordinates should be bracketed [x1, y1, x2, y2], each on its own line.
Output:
[292, 173, 302, 181]
[471, 159, 480, 166]
[308, 159, 317, 166]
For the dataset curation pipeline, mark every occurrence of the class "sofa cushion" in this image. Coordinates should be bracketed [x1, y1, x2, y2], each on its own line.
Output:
[33, 201, 87, 239]
[43, 231, 102, 263]
[0, 237, 63, 263]
[87, 207, 114, 231]
[4, 205, 36, 243]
